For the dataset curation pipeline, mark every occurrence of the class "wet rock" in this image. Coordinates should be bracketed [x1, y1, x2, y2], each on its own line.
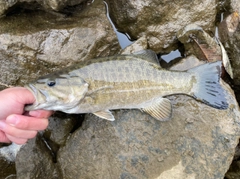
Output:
[57, 81, 240, 178]
[105, 0, 216, 53]
[15, 135, 59, 179]
[0, 0, 88, 16]
[0, 0, 120, 87]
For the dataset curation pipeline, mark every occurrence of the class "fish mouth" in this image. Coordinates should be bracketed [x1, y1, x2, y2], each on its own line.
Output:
[24, 84, 43, 111]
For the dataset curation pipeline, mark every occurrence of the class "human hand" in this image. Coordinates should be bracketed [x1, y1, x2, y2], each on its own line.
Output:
[0, 87, 52, 144]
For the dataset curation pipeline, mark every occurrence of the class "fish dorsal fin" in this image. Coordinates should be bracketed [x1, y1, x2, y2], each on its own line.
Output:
[142, 98, 172, 121]
[93, 110, 115, 121]
[133, 49, 160, 66]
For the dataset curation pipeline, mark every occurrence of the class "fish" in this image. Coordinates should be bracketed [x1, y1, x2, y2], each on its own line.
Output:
[24, 50, 228, 121]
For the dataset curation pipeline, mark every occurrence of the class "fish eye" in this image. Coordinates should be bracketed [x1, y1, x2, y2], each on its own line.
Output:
[47, 80, 56, 87]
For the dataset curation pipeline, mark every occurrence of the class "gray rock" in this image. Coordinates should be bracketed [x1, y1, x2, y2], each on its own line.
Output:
[121, 35, 148, 54]
[0, 0, 120, 87]
[0, 0, 120, 177]
[0, 1, 17, 17]
[37, 0, 87, 11]
[0, 0, 88, 16]
[218, 12, 240, 86]
[0, 143, 22, 178]
[177, 24, 221, 62]
[0, 0, 239, 178]
[0, 143, 22, 162]
[44, 112, 83, 146]
[225, 160, 240, 179]
[57, 81, 240, 179]
[4, 113, 82, 179]
[15, 135, 59, 179]
[230, 0, 240, 14]
[169, 55, 205, 71]
[0, 146, 16, 178]
[105, 0, 216, 53]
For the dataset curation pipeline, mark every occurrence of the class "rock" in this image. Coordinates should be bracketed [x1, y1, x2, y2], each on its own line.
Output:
[218, 12, 240, 85]
[121, 35, 148, 54]
[168, 55, 205, 71]
[15, 135, 59, 179]
[0, 0, 120, 177]
[225, 160, 240, 179]
[105, 0, 216, 53]
[0, 0, 239, 178]
[0, 0, 88, 16]
[225, 141, 240, 178]
[43, 112, 83, 146]
[0, 145, 16, 179]
[57, 78, 240, 178]
[177, 24, 221, 62]
[0, 0, 120, 87]
[37, 0, 87, 11]
[8, 113, 82, 178]
[0, 161, 16, 179]
[0, 143, 22, 178]
[230, 0, 240, 14]
[41, 112, 83, 158]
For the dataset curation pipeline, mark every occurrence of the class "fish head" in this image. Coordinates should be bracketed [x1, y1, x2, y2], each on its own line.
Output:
[24, 73, 89, 112]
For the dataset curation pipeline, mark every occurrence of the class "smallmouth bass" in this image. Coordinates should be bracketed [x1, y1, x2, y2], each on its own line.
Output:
[25, 50, 228, 121]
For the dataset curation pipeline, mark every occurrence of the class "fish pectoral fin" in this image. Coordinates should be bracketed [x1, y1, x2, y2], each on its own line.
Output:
[142, 98, 172, 121]
[93, 110, 115, 121]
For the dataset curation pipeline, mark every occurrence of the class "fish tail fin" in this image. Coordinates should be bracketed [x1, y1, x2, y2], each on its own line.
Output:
[188, 61, 228, 109]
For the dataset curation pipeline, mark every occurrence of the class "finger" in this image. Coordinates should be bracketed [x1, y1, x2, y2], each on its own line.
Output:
[0, 121, 38, 139]
[6, 115, 49, 131]
[6, 134, 28, 145]
[0, 131, 11, 143]
[1, 87, 36, 105]
[0, 87, 37, 119]
[28, 110, 53, 118]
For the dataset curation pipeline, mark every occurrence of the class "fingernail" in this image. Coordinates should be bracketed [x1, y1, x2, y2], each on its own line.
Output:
[0, 121, 6, 129]
[6, 115, 18, 126]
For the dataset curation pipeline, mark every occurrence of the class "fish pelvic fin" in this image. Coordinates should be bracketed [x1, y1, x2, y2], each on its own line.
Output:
[93, 110, 115, 121]
[188, 61, 228, 109]
[142, 98, 172, 121]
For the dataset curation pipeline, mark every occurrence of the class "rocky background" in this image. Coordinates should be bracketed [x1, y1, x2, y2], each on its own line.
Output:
[0, 0, 240, 178]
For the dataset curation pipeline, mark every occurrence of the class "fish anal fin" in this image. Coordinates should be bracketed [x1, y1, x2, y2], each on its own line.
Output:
[142, 98, 172, 121]
[93, 110, 115, 121]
